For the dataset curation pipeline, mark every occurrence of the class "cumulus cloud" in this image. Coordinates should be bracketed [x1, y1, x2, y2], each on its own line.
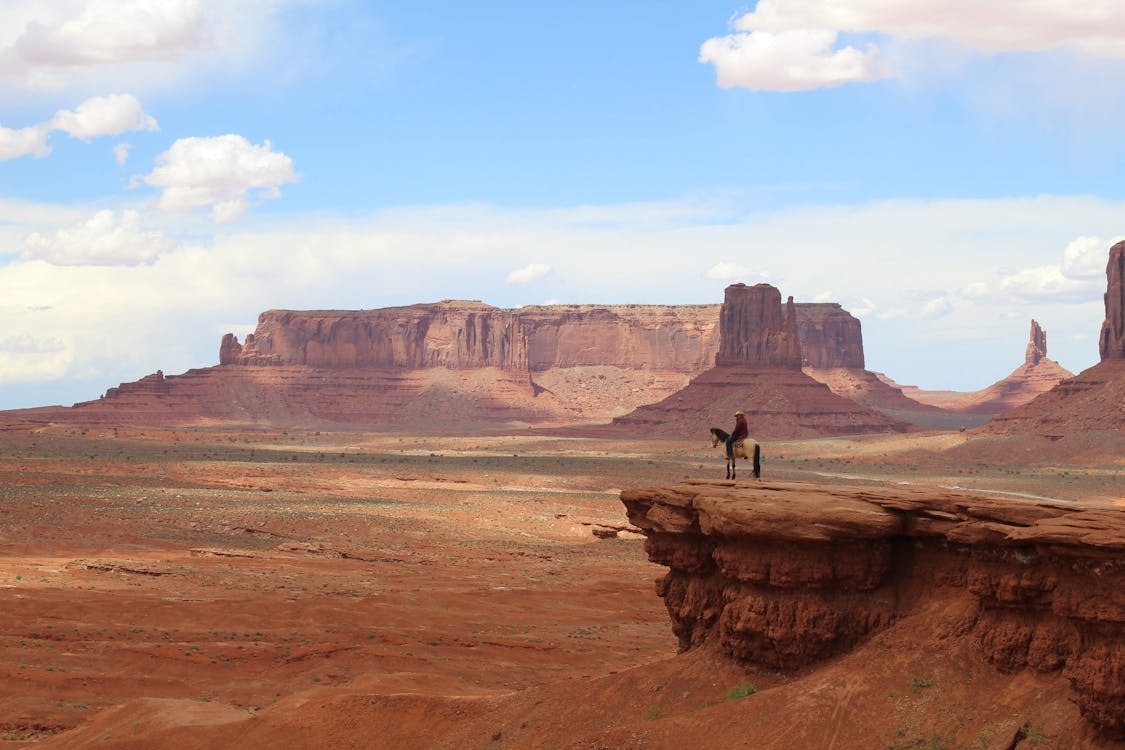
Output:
[139, 135, 297, 222]
[113, 141, 132, 165]
[0, 93, 157, 160]
[505, 263, 551, 285]
[23, 209, 173, 266]
[920, 296, 953, 319]
[701, 0, 1125, 91]
[1061, 235, 1118, 279]
[959, 234, 1122, 304]
[49, 93, 158, 140]
[705, 261, 760, 281]
[700, 28, 888, 91]
[0, 124, 49, 160]
[0, 1, 317, 93]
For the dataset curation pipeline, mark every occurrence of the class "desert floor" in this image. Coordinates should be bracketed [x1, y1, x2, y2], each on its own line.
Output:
[0, 425, 1121, 748]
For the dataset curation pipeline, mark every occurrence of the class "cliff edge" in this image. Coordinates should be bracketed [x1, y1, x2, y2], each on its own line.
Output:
[621, 480, 1124, 740]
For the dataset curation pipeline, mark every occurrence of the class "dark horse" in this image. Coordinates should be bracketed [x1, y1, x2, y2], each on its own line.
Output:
[710, 427, 761, 480]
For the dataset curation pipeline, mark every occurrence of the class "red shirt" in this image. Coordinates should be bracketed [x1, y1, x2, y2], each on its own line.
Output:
[732, 415, 748, 439]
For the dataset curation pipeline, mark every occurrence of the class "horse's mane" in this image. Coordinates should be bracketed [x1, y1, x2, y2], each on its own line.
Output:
[710, 427, 730, 441]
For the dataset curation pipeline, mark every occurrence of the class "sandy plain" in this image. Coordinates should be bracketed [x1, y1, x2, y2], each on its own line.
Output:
[0, 425, 1121, 748]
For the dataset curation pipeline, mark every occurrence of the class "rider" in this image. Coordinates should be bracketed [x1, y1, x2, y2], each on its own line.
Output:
[727, 410, 748, 460]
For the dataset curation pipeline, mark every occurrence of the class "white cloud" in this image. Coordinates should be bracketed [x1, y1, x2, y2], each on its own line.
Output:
[851, 298, 877, 318]
[958, 234, 1121, 305]
[139, 135, 297, 222]
[0, 93, 156, 161]
[699, 28, 888, 91]
[1061, 234, 1119, 279]
[0, 124, 49, 160]
[920, 296, 952, 319]
[0, 1, 320, 94]
[705, 261, 758, 281]
[49, 93, 158, 140]
[114, 141, 132, 165]
[702, 0, 1125, 91]
[23, 209, 173, 266]
[505, 263, 551, 285]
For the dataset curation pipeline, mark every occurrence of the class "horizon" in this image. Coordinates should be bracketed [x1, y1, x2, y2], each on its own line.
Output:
[3, 1, 1125, 410]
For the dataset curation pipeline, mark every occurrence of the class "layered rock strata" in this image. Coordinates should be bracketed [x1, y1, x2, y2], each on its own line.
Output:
[613, 284, 908, 437]
[796, 303, 864, 369]
[714, 284, 801, 368]
[620, 480, 1125, 739]
[1100, 240, 1125, 361]
[222, 301, 722, 373]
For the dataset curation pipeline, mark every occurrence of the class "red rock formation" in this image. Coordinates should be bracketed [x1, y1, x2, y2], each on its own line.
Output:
[225, 302, 723, 374]
[227, 302, 528, 370]
[620, 479, 1125, 739]
[876, 320, 1073, 416]
[14, 297, 903, 431]
[1100, 240, 1125, 361]
[612, 367, 908, 439]
[714, 284, 801, 369]
[796, 303, 864, 369]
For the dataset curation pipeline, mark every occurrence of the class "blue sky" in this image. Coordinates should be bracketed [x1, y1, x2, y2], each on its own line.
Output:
[3, 1, 1125, 409]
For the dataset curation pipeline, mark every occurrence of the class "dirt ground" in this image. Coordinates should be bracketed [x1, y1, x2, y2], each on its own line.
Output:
[0, 425, 1121, 748]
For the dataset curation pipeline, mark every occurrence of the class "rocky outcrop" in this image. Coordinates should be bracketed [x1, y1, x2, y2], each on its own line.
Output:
[1101, 241, 1125, 361]
[613, 286, 907, 438]
[987, 249, 1125, 434]
[611, 366, 908, 438]
[223, 302, 723, 374]
[877, 320, 1073, 416]
[223, 302, 528, 370]
[1026, 319, 1047, 366]
[796, 303, 864, 369]
[714, 284, 801, 369]
[620, 480, 1125, 739]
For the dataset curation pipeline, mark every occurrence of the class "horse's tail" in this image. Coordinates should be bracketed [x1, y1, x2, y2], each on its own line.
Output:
[752, 443, 761, 479]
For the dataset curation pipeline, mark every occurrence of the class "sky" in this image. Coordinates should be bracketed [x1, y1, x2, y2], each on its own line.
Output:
[3, 0, 1125, 410]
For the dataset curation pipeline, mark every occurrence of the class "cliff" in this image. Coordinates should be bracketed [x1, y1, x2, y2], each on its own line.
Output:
[222, 302, 722, 374]
[613, 284, 907, 437]
[796, 303, 864, 369]
[620, 479, 1125, 740]
[1100, 241, 1125, 361]
[714, 284, 801, 368]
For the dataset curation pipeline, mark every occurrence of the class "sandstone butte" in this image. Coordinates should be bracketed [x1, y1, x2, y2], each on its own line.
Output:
[880, 320, 1074, 416]
[620, 479, 1125, 742]
[987, 242, 1125, 435]
[611, 283, 912, 438]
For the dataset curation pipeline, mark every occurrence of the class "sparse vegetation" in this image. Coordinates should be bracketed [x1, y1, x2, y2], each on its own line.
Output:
[726, 681, 757, 701]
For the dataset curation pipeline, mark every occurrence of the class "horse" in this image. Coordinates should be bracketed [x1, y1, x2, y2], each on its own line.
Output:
[710, 427, 761, 480]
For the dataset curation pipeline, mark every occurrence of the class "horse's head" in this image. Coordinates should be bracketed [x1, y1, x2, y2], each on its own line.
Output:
[709, 428, 721, 447]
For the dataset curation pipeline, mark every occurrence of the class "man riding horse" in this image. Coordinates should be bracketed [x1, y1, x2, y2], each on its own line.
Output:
[727, 410, 748, 460]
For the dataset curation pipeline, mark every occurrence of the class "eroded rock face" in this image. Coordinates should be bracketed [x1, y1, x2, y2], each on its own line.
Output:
[796, 303, 864, 369]
[224, 302, 722, 374]
[226, 302, 528, 370]
[621, 480, 1125, 739]
[714, 284, 801, 369]
[1101, 241, 1125, 361]
[1026, 319, 1047, 366]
